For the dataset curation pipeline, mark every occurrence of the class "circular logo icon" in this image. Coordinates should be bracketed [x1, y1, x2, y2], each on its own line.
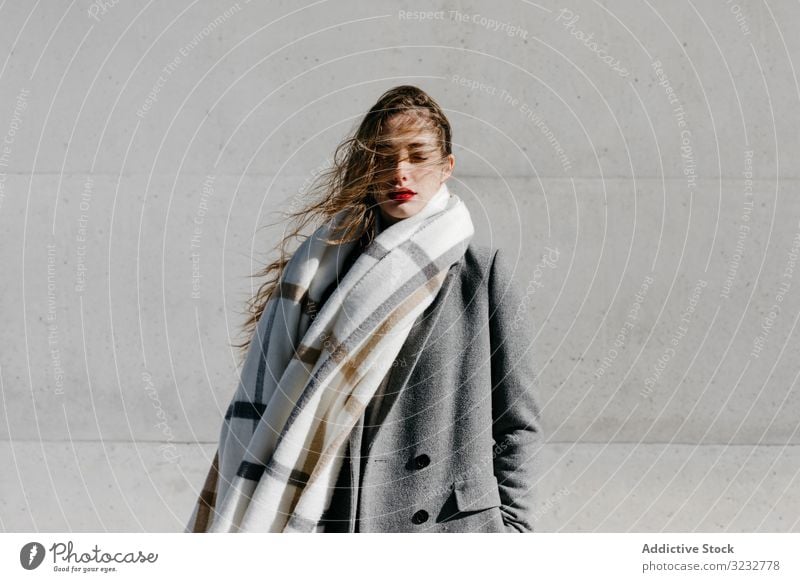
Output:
[20, 542, 46, 570]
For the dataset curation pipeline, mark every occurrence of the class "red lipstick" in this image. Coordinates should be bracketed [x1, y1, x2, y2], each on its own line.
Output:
[389, 188, 416, 201]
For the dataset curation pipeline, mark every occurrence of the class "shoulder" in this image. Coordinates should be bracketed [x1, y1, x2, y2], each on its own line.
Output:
[460, 242, 496, 282]
[463, 242, 495, 264]
[458, 243, 529, 326]
[460, 242, 515, 288]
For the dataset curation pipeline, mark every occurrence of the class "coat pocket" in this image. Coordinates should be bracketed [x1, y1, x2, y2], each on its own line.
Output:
[452, 474, 502, 513]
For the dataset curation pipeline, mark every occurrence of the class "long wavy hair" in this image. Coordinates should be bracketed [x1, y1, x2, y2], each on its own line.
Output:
[234, 85, 453, 358]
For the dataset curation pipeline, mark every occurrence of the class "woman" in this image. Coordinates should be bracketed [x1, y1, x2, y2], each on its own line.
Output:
[185, 85, 541, 533]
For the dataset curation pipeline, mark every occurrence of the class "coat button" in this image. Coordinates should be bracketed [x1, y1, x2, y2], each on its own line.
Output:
[411, 510, 429, 524]
[413, 454, 430, 469]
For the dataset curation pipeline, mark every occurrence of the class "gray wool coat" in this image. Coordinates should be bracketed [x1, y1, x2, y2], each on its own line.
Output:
[320, 243, 542, 533]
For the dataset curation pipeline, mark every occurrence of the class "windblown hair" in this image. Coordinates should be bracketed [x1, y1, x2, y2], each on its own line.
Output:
[234, 85, 453, 357]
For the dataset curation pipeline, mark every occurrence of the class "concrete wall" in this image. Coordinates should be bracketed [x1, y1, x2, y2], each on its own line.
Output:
[1, 0, 798, 531]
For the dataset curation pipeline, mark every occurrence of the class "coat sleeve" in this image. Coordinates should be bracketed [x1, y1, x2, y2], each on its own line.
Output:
[488, 247, 543, 532]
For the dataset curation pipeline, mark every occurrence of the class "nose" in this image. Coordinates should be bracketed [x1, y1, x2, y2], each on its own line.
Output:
[392, 158, 411, 185]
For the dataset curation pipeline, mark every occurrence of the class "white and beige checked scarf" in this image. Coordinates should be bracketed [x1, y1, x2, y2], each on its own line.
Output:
[186, 182, 473, 532]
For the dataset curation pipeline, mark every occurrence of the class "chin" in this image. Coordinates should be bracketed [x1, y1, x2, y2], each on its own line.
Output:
[386, 210, 413, 222]
[381, 207, 419, 224]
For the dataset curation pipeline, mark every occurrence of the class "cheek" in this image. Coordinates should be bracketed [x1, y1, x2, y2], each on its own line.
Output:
[423, 170, 444, 190]
[415, 167, 439, 184]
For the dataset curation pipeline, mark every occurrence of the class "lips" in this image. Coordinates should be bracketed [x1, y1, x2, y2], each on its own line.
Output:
[389, 188, 416, 201]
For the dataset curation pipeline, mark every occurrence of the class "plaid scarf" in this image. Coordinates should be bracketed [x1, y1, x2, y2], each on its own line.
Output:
[186, 182, 474, 532]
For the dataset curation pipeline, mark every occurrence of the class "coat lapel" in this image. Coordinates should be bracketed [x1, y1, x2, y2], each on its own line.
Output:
[348, 259, 465, 464]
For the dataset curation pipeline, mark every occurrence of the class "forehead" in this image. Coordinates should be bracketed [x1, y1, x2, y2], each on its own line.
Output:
[376, 114, 439, 148]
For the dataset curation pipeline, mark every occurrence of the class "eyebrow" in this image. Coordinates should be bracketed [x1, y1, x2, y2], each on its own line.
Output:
[375, 141, 436, 151]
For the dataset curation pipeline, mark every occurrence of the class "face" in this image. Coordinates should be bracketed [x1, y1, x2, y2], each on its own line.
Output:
[371, 115, 455, 226]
